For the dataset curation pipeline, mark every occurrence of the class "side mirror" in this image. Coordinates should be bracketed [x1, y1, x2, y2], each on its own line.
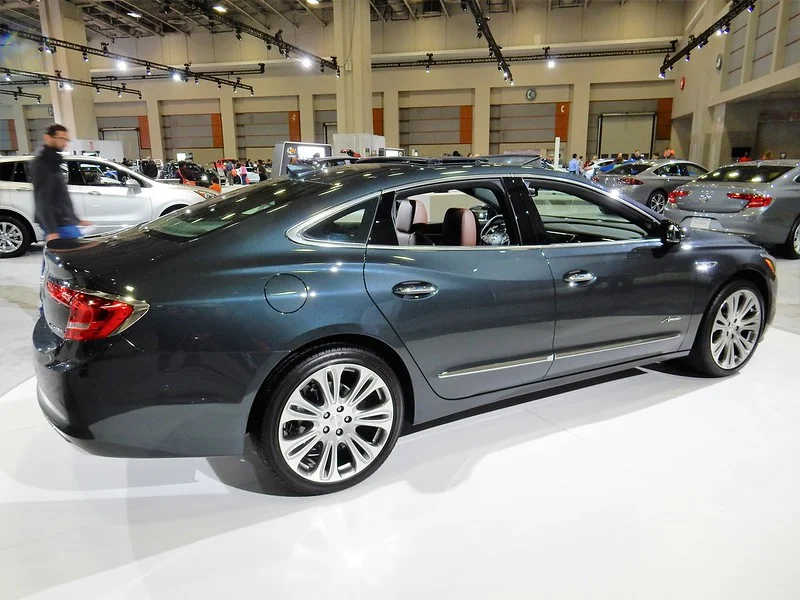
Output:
[659, 220, 684, 245]
[125, 178, 141, 189]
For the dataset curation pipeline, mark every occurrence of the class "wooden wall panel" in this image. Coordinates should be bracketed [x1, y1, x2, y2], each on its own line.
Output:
[555, 102, 570, 141]
[373, 108, 384, 136]
[288, 111, 301, 141]
[459, 105, 473, 145]
[656, 98, 674, 141]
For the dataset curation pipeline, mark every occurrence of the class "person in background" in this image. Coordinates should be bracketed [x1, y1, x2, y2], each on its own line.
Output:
[631, 150, 642, 161]
[738, 152, 752, 163]
[142, 156, 158, 178]
[177, 161, 196, 185]
[761, 150, 773, 160]
[30, 124, 91, 242]
[452, 150, 462, 157]
[568, 153, 580, 174]
[224, 159, 234, 185]
[257, 160, 267, 182]
[614, 152, 624, 165]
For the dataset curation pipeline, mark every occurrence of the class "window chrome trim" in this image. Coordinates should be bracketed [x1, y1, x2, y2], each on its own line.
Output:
[285, 194, 378, 249]
[438, 353, 555, 379]
[554, 333, 681, 360]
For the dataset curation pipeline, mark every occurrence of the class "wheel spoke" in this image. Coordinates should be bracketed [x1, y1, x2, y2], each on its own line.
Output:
[344, 433, 374, 467]
[318, 440, 339, 482]
[354, 404, 394, 431]
[346, 371, 381, 407]
[280, 429, 322, 469]
[280, 390, 323, 424]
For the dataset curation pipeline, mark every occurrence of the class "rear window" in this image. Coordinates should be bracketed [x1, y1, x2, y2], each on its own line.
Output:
[606, 163, 653, 175]
[144, 178, 329, 239]
[698, 165, 792, 183]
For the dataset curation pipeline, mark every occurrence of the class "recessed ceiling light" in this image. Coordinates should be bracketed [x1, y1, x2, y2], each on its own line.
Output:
[127, 11, 142, 18]
[307, 0, 320, 4]
[212, 4, 227, 13]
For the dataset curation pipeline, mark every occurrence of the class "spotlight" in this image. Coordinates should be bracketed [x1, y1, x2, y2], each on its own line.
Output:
[509, 78, 514, 86]
[194, 76, 199, 85]
[461, 0, 467, 10]
[250, 89, 254, 96]
[13, 94, 18, 101]
[320, 61, 325, 73]
[63, 83, 73, 91]
[37, 44, 43, 52]
[118, 90, 122, 97]
[658, 70, 666, 79]
[37, 97, 41, 104]
[172, 71, 182, 82]
[548, 59, 556, 69]
[218, 82, 222, 89]
[117, 60, 127, 70]
[747, 3, 755, 12]
[723, 22, 730, 34]
[235, 29, 242, 40]
[96, 87, 101, 94]
[425, 64, 430, 74]
[336, 67, 341, 78]
[3, 72, 10, 82]
[82, 51, 88, 62]
[212, 4, 227, 13]
[285, 48, 290, 59]
[233, 86, 238, 93]
[267, 43, 272, 51]
[698, 38, 707, 48]
[146, 65, 152, 75]
[162, 1, 171, 14]
[127, 11, 142, 18]
[685, 52, 690, 62]
[301, 56, 312, 69]
[477, 30, 482, 39]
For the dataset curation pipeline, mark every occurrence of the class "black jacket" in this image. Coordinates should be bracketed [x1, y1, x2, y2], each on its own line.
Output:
[30, 145, 79, 234]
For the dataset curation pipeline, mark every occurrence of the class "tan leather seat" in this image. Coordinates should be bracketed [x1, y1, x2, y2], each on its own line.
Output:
[442, 208, 478, 246]
[395, 199, 429, 246]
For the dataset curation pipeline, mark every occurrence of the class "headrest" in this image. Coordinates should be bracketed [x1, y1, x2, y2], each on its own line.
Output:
[395, 200, 428, 234]
[442, 208, 478, 246]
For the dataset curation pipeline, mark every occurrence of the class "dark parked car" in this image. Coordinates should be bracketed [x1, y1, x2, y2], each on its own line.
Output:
[34, 163, 777, 495]
[157, 161, 219, 188]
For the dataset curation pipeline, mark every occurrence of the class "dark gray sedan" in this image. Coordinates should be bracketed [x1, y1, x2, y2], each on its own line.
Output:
[596, 159, 708, 213]
[34, 162, 777, 495]
[664, 160, 800, 259]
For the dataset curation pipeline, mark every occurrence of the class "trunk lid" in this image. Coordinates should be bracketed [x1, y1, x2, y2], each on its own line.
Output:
[671, 183, 770, 213]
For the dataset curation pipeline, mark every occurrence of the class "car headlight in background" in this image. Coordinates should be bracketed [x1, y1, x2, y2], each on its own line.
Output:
[192, 189, 217, 200]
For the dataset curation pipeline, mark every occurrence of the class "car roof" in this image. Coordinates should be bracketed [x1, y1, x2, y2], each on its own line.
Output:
[717, 159, 800, 168]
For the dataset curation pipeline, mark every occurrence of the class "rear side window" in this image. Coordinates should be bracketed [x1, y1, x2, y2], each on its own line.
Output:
[0, 162, 28, 182]
[607, 163, 653, 175]
[698, 165, 792, 183]
[303, 199, 377, 244]
[144, 178, 329, 239]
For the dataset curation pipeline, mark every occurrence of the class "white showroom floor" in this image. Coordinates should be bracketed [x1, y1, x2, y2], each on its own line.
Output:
[1, 251, 799, 600]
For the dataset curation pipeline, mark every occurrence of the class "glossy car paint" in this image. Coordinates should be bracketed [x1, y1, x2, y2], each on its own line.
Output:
[596, 159, 708, 210]
[664, 160, 800, 247]
[33, 163, 777, 459]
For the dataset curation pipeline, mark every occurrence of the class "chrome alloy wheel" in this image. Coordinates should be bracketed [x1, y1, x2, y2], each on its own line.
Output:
[793, 224, 800, 255]
[710, 289, 762, 370]
[649, 191, 667, 214]
[0, 221, 24, 254]
[278, 364, 395, 484]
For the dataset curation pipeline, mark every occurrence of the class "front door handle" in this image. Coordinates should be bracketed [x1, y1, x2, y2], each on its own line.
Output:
[87, 191, 101, 196]
[15, 187, 28, 192]
[563, 270, 597, 285]
[392, 281, 438, 299]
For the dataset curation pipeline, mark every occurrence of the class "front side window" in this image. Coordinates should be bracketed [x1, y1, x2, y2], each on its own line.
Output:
[523, 179, 655, 243]
[654, 164, 682, 177]
[370, 179, 516, 248]
[0, 162, 27, 182]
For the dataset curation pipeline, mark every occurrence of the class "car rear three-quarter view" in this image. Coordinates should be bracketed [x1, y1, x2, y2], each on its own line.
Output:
[34, 163, 778, 495]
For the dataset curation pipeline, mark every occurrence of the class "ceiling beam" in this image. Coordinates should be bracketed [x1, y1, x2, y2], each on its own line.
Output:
[438, 0, 450, 17]
[400, 0, 418, 20]
[510, 0, 517, 13]
[83, 12, 132, 38]
[294, 0, 327, 27]
[115, 0, 190, 36]
[369, 1, 386, 23]
[95, 4, 164, 36]
[249, 0, 299, 29]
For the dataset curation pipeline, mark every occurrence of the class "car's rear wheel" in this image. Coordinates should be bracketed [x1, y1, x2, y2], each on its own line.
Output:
[0, 215, 32, 258]
[689, 280, 764, 377]
[254, 345, 404, 495]
[647, 190, 668, 214]
[783, 218, 800, 259]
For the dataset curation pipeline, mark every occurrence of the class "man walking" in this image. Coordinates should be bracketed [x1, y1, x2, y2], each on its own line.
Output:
[30, 124, 89, 242]
[568, 153, 580, 175]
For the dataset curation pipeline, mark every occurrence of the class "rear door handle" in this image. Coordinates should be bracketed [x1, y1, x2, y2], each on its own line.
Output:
[563, 270, 597, 285]
[87, 191, 101, 196]
[15, 187, 28, 192]
[392, 281, 438, 299]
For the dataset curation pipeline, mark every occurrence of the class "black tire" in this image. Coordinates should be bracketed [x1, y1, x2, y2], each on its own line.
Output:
[0, 215, 33, 259]
[689, 280, 765, 377]
[647, 190, 668, 214]
[253, 345, 405, 496]
[783, 218, 800, 260]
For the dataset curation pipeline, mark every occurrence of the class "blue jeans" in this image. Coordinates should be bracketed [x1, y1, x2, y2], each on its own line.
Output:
[54, 225, 82, 239]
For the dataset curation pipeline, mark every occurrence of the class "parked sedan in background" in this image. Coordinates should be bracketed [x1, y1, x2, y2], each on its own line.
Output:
[595, 159, 708, 213]
[34, 163, 776, 495]
[0, 155, 216, 257]
[664, 160, 800, 259]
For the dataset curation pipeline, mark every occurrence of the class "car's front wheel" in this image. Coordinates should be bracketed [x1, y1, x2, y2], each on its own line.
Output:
[254, 345, 404, 495]
[0, 215, 32, 258]
[689, 280, 765, 377]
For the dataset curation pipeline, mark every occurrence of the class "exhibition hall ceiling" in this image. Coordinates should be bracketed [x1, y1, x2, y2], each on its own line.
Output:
[0, 0, 683, 40]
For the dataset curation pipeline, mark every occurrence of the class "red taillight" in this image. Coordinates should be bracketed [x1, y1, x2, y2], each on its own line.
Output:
[619, 177, 644, 185]
[668, 190, 690, 204]
[47, 281, 135, 341]
[727, 192, 773, 208]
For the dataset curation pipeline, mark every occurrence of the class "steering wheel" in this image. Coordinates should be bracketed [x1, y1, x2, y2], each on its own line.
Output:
[480, 214, 510, 246]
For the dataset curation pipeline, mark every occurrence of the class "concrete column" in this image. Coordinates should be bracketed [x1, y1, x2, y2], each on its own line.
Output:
[299, 92, 315, 142]
[771, 0, 792, 73]
[688, 105, 712, 166]
[219, 95, 238, 158]
[39, 0, 97, 139]
[570, 80, 590, 159]
[708, 103, 727, 168]
[740, 10, 759, 84]
[11, 103, 30, 155]
[145, 99, 164, 161]
[333, 0, 372, 134]
[472, 85, 490, 156]
[383, 89, 399, 148]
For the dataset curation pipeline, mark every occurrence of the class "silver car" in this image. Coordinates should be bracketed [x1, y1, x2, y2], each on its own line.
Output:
[596, 159, 708, 213]
[664, 160, 800, 259]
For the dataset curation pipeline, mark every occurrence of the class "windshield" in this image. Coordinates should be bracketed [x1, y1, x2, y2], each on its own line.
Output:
[606, 163, 653, 175]
[697, 165, 792, 184]
[144, 177, 329, 239]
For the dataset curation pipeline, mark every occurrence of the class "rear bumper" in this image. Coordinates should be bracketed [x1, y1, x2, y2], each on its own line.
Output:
[664, 207, 788, 246]
[33, 315, 271, 458]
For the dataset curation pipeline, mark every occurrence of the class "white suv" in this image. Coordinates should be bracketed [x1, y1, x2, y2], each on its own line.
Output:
[0, 155, 217, 258]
